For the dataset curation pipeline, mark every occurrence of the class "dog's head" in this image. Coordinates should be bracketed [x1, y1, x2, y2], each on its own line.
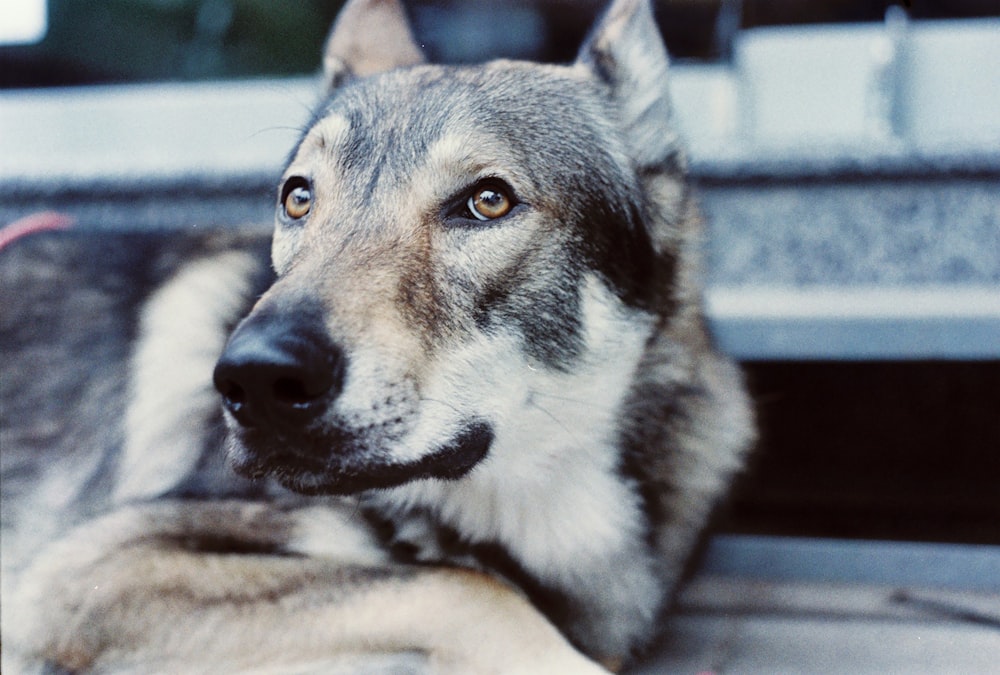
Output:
[213, 0, 688, 495]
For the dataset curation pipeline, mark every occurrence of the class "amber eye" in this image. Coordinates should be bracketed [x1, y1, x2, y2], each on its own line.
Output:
[281, 178, 312, 220]
[467, 185, 512, 221]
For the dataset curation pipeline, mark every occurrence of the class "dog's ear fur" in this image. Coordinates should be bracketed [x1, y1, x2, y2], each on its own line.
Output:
[322, 0, 425, 91]
[578, 0, 679, 169]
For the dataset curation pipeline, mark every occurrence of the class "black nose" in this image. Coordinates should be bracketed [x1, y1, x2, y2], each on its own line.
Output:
[213, 305, 345, 430]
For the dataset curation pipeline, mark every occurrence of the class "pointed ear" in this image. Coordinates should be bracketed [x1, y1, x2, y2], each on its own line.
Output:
[322, 0, 426, 91]
[577, 0, 679, 168]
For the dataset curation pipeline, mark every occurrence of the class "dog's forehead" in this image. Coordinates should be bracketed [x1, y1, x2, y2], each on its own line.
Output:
[324, 61, 588, 128]
[294, 62, 618, 186]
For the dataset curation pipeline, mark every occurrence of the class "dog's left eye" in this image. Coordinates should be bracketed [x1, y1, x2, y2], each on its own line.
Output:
[467, 185, 513, 221]
[281, 177, 312, 220]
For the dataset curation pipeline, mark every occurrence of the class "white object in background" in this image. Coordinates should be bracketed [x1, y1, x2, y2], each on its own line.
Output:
[0, 0, 47, 45]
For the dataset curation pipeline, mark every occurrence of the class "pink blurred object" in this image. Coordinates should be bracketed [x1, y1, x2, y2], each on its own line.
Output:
[0, 212, 74, 252]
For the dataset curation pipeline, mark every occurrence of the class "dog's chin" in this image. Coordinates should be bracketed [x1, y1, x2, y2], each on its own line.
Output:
[225, 422, 493, 496]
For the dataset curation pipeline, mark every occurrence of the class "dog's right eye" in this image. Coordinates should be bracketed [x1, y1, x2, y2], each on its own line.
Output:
[467, 185, 512, 221]
[447, 180, 518, 225]
[280, 177, 312, 221]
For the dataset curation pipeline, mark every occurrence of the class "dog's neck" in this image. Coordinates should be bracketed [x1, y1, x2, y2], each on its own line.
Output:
[367, 274, 664, 656]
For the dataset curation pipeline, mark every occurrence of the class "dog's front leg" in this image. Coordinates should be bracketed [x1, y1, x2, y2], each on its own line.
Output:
[6, 500, 607, 674]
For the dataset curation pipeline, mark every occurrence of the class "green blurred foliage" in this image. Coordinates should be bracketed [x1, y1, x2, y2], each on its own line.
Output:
[15, 0, 344, 84]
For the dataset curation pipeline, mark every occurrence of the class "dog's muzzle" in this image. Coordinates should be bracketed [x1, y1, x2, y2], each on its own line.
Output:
[213, 303, 343, 432]
[212, 299, 493, 495]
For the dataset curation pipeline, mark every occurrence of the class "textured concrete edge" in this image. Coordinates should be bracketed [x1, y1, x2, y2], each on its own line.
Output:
[706, 286, 1000, 360]
[701, 534, 1000, 592]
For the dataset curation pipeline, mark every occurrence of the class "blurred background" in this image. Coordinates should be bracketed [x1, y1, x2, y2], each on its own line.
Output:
[1, 1, 998, 548]
[2, 0, 999, 86]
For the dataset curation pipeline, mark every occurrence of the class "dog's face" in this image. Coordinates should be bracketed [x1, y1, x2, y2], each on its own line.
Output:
[214, 0, 682, 495]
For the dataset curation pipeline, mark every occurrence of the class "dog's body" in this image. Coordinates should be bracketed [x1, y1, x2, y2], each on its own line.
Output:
[0, 0, 753, 671]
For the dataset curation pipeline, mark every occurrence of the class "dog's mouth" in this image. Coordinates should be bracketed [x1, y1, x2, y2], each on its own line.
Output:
[226, 422, 493, 495]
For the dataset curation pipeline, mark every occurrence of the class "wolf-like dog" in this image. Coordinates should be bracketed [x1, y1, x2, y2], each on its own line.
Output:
[0, 0, 754, 671]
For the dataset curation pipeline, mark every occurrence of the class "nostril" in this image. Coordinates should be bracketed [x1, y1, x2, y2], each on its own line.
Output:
[215, 376, 255, 427]
[219, 380, 247, 409]
[273, 376, 322, 407]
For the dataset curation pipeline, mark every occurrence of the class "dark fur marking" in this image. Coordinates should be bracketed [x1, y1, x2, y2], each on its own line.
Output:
[164, 533, 304, 557]
[40, 662, 74, 675]
[464, 540, 581, 650]
[618, 379, 706, 542]
[340, 108, 394, 201]
[577, 194, 664, 313]
[373, 513, 584, 654]
[397, 254, 459, 347]
[640, 148, 687, 179]
[473, 263, 585, 370]
[580, 44, 617, 89]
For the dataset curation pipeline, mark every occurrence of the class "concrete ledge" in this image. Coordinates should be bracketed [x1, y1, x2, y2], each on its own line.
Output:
[700, 535, 1000, 592]
[707, 286, 1000, 360]
[629, 536, 1000, 673]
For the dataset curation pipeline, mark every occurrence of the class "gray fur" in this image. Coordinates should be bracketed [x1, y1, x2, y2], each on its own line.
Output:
[1, 0, 753, 671]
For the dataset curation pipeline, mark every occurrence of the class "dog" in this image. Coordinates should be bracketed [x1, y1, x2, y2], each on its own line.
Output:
[0, 0, 754, 671]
